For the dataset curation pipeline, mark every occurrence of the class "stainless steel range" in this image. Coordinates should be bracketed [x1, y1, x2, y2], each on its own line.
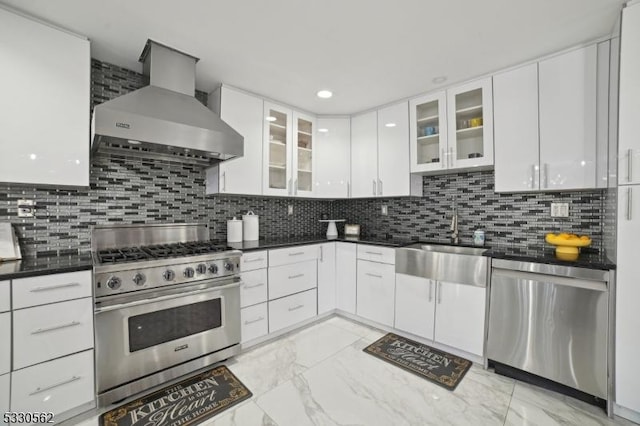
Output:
[92, 223, 241, 406]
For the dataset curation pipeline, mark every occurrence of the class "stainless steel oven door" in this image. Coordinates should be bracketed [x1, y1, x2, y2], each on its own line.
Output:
[94, 278, 241, 394]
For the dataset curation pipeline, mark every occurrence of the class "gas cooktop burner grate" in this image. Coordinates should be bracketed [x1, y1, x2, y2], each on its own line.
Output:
[97, 241, 231, 264]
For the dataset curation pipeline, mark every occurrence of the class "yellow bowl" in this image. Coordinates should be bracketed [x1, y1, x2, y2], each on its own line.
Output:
[545, 233, 592, 247]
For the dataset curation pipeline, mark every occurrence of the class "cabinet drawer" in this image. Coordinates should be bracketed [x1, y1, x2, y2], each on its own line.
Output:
[268, 245, 319, 267]
[356, 260, 396, 326]
[0, 281, 9, 312]
[13, 298, 93, 369]
[241, 250, 268, 272]
[11, 350, 94, 416]
[241, 303, 268, 343]
[0, 313, 9, 375]
[269, 260, 317, 300]
[13, 271, 92, 309]
[0, 373, 8, 426]
[240, 269, 268, 308]
[357, 245, 395, 264]
[269, 289, 317, 333]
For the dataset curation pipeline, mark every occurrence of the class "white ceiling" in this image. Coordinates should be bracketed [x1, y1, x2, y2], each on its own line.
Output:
[0, 0, 625, 115]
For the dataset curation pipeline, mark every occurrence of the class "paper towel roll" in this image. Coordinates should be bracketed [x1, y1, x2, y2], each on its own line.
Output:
[227, 217, 243, 243]
[243, 211, 259, 241]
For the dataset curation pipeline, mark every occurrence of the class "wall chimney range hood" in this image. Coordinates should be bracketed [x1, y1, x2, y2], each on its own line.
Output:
[91, 39, 243, 165]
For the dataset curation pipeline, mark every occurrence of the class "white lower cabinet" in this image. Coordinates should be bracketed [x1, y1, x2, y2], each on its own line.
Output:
[336, 243, 357, 314]
[433, 281, 486, 356]
[13, 298, 94, 369]
[0, 373, 9, 425]
[356, 260, 395, 327]
[240, 269, 268, 308]
[11, 350, 94, 417]
[241, 303, 268, 343]
[394, 274, 436, 340]
[0, 281, 9, 313]
[318, 243, 336, 314]
[269, 289, 317, 333]
[0, 313, 10, 375]
[268, 260, 317, 300]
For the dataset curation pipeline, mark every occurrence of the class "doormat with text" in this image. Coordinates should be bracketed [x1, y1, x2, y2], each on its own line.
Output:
[363, 333, 472, 391]
[100, 365, 252, 426]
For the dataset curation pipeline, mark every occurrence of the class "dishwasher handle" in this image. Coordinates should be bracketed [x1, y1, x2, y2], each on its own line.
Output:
[492, 268, 607, 292]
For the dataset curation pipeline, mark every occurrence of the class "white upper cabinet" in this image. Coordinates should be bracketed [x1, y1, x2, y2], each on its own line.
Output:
[446, 78, 494, 170]
[0, 8, 90, 187]
[351, 111, 379, 198]
[206, 86, 264, 195]
[539, 45, 598, 190]
[377, 102, 411, 197]
[493, 64, 540, 192]
[292, 111, 316, 196]
[263, 102, 293, 196]
[619, 3, 640, 186]
[314, 118, 351, 198]
[409, 92, 448, 173]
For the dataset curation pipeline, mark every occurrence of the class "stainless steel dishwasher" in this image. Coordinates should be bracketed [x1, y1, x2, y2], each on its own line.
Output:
[487, 259, 614, 412]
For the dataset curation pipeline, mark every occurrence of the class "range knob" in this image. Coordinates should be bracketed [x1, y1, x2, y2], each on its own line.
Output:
[196, 264, 207, 275]
[208, 264, 219, 274]
[163, 269, 175, 281]
[106, 276, 122, 290]
[224, 262, 234, 272]
[132, 273, 146, 286]
[184, 267, 195, 278]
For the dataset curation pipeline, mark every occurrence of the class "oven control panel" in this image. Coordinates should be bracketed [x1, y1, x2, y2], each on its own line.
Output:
[94, 255, 241, 298]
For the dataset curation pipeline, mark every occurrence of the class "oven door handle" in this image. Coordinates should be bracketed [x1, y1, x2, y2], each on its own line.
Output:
[95, 282, 241, 314]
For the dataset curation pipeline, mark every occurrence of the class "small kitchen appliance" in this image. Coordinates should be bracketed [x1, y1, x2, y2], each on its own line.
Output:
[344, 224, 361, 238]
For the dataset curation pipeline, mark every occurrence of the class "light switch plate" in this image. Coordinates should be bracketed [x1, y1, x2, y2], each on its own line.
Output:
[551, 202, 569, 217]
[381, 205, 388, 216]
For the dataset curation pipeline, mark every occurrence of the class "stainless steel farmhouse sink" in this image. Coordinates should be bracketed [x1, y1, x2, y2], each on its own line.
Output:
[396, 243, 489, 286]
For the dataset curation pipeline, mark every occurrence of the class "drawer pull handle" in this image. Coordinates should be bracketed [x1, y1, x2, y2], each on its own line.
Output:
[366, 273, 383, 279]
[30, 282, 80, 292]
[244, 283, 265, 289]
[288, 252, 305, 256]
[29, 375, 81, 396]
[244, 316, 265, 325]
[244, 258, 265, 263]
[288, 304, 304, 312]
[365, 251, 382, 255]
[288, 274, 304, 280]
[31, 321, 81, 335]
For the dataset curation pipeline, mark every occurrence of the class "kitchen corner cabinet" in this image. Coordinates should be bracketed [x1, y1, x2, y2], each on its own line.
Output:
[494, 43, 605, 192]
[206, 86, 264, 195]
[336, 242, 357, 314]
[351, 102, 414, 198]
[314, 118, 351, 198]
[0, 8, 90, 187]
[409, 78, 493, 174]
[318, 243, 337, 314]
[619, 2, 640, 186]
[263, 103, 316, 196]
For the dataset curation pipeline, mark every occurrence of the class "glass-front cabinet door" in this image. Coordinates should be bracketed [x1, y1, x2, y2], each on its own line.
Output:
[409, 92, 447, 173]
[263, 102, 292, 196]
[293, 112, 315, 196]
[446, 78, 494, 169]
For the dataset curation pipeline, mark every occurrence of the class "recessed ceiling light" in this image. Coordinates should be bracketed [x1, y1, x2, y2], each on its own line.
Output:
[385, 123, 397, 128]
[318, 128, 329, 133]
[29, 153, 37, 160]
[317, 90, 333, 99]
[432, 76, 447, 84]
[127, 139, 141, 145]
[266, 116, 277, 122]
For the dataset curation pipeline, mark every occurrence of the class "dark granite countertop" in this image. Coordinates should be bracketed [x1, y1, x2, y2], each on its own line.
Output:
[484, 245, 615, 270]
[0, 254, 93, 280]
[225, 235, 417, 251]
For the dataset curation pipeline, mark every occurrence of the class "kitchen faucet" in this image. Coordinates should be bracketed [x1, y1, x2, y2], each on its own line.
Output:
[450, 204, 459, 244]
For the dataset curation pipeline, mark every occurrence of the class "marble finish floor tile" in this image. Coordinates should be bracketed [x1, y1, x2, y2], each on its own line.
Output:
[255, 340, 514, 426]
[200, 401, 277, 426]
[229, 319, 362, 397]
[505, 382, 635, 426]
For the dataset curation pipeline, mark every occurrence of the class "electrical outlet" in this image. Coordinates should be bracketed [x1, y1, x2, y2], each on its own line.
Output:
[287, 205, 294, 215]
[381, 205, 388, 216]
[551, 202, 569, 217]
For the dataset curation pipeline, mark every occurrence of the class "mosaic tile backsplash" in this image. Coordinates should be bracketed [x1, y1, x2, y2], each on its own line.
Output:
[0, 59, 608, 257]
[333, 171, 605, 251]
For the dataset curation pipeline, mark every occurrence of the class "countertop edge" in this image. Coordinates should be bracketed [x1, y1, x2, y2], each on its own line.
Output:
[0, 262, 93, 281]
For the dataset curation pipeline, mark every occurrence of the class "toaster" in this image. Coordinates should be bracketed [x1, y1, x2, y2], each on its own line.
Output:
[344, 224, 360, 237]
